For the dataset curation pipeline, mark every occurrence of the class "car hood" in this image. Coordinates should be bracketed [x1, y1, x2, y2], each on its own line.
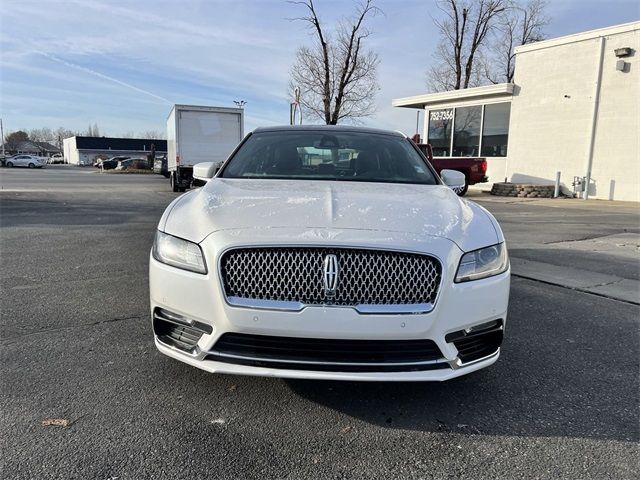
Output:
[161, 179, 501, 252]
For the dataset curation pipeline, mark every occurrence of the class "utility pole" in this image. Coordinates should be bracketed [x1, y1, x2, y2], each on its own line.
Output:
[0, 118, 5, 156]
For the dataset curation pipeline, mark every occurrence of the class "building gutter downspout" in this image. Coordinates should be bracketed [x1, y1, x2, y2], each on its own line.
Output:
[584, 36, 606, 200]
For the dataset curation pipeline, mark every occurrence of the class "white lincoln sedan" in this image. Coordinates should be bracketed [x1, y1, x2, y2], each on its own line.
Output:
[149, 126, 510, 381]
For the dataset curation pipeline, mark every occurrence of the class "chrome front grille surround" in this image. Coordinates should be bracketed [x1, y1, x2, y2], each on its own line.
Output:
[219, 247, 442, 313]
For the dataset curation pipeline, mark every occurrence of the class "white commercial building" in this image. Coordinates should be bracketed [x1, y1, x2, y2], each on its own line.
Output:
[393, 22, 639, 202]
[63, 136, 167, 166]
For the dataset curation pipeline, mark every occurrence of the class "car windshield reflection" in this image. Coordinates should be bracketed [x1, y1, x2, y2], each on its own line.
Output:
[221, 130, 437, 185]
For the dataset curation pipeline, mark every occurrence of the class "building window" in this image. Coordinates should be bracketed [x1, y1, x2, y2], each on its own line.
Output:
[452, 106, 482, 156]
[427, 109, 453, 156]
[481, 103, 510, 157]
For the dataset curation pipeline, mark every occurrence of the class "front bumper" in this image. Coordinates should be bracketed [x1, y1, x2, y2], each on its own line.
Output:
[149, 228, 510, 381]
[154, 337, 501, 381]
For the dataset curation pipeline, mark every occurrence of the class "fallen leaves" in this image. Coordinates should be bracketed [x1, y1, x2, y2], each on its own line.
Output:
[41, 418, 69, 427]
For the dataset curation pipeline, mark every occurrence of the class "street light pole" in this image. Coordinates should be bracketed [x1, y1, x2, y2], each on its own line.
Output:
[0, 118, 5, 156]
[234, 100, 247, 108]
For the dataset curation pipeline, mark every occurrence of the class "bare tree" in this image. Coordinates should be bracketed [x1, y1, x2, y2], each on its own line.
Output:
[289, 0, 381, 124]
[485, 0, 549, 83]
[140, 129, 165, 139]
[8, 126, 77, 151]
[53, 127, 77, 150]
[84, 123, 101, 136]
[28, 128, 55, 143]
[54, 127, 77, 139]
[427, 0, 507, 92]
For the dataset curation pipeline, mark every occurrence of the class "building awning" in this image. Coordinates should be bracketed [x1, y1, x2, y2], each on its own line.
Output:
[392, 83, 514, 109]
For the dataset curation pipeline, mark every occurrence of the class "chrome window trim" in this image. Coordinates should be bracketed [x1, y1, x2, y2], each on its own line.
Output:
[216, 244, 445, 315]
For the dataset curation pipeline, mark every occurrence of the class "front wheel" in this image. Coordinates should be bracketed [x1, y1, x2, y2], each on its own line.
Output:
[170, 172, 180, 192]
[456, 177, 469, 197]
[28, 163, 35, 168]
[6, 161, 14, 167]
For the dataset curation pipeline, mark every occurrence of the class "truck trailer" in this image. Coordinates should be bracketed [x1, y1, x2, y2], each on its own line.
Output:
[166, 105, 244, 192]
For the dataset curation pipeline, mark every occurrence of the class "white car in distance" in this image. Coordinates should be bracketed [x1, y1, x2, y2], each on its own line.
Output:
[4, 155, 46, 168]
[149, 126, 510, 381]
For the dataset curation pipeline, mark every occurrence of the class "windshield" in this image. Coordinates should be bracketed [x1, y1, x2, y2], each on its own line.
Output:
[220, 130, 438, 185]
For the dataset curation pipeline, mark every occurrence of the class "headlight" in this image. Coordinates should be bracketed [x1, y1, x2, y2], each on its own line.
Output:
[152, 231, 207, 274]
[455, 243, 508, 282]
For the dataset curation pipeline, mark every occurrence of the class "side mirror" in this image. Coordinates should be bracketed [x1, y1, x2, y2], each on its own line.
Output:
[193, 162, 217, 183]
[440, 169, 466, 191]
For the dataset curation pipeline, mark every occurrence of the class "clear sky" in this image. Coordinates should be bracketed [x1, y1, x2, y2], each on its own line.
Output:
[0, 0, 638, 137]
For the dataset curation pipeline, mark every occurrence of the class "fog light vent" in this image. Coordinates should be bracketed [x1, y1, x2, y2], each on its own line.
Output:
[445, 319, 503, 363]
[153, 308, 212, 353]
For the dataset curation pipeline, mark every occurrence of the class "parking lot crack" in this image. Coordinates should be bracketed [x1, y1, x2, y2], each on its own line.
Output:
[543, 234, 611, 245]
[512, 274, 639, 306]
[590, 279, 624, 288]
[1, 314, 146, 344]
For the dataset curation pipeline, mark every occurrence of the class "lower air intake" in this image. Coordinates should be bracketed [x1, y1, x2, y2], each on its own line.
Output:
[206, 333, 448, 372]
[446, 320, 504, 363]
[153, 308, 211, 353]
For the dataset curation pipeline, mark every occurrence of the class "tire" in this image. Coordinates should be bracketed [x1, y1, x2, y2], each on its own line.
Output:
[6, 161, 13, 167]
[170, 172, 180, 192]
[456, 177, 469, 197]
[28, 163, 35, 168]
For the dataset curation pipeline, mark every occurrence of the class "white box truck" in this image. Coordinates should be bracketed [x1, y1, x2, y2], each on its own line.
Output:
[166, 105, 244, 192]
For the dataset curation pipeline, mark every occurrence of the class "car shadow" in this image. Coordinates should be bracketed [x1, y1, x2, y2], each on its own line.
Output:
[282, 278, 639, 443]
[283, 356, 637, 443]
[144, 277, 639, 447]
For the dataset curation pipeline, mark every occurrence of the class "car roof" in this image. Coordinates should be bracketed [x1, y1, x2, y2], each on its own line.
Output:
[252, 125, 406, 138]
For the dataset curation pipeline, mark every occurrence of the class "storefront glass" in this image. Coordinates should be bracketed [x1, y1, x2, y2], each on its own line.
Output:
[452, 106, 482, 156]
[427, 109, 453, 156]
[481, 103, 510, 157]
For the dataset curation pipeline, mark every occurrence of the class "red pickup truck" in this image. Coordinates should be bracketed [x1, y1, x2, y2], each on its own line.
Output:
[415, 143, 488, 196]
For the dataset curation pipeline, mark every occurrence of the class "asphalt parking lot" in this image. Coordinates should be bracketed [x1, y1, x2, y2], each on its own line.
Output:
[1, 165, 638, 479]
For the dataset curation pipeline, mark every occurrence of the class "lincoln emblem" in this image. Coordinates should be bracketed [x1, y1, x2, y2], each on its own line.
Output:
[323, 254, 339, 296]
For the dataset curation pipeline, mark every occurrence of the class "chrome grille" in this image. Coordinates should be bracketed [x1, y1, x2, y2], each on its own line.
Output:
[220, 247, 441, 307]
